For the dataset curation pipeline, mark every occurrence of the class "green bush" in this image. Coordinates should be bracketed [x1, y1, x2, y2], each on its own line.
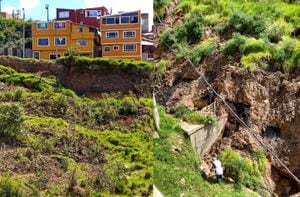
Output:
[0, 103, 26, 137]
[57, 56, 153, 72]
[265, 18, 293, 43]
[0, 65, 16, 75]
[241, 38, 269, 55]
[174, 105, 214, 125]
[221, 33, 247, 57]
[227, 11, 265, 37]
[188, 37, 217, 64]
[220, 148, 267, 190]
[0, 175, 24, 197]
[241, 52, 271, 71]
[154, 0, 171, 18]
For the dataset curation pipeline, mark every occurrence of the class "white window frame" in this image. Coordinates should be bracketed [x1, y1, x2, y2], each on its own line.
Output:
[37, 37, 49, 46]
[123, 31, 136, 38]
[59, 11, 69, 18]
[49, 53, 61, 60]
[37, 22, 48, 30]
[106, 32, 118, 39]
[104, 46, 111, 52]
[106, 17, 116, 24]
[77, 40, 88, 46]
[123, 44, 136, 52]
[33, 51, 40, 59]
[54, 21, 66, 30]
[85, 10, 102, 17]
[120, 16, 130, 24]
[54, 37, 67, 46]
[113, 45, 119, 51]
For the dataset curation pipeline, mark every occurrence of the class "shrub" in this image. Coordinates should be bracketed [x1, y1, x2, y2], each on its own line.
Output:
[241, 52, 272, 71]
[154, 0, 171, 18]
[174, 105, 214, 125]
[0, 175, 24, 197]
[227, 11, 265, 37]
[184, 12, 205, 44]
[188, 37, 217, 64]
[241, 38, 269, 55]
[174, 105, 192, 118]
[0, 65, 16, 75]
[220, 148, 267, 190]
[0, 103, 26, 137]
[265, 18, 293, 43]
[221, 33, 247, 57]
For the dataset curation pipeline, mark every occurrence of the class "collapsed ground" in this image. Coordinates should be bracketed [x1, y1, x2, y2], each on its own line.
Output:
[0, 65, 153, 196]
[154, 0, 300, 196]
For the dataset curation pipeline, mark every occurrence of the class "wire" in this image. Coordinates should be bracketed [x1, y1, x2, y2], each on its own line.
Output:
[156, 17, 300, 184]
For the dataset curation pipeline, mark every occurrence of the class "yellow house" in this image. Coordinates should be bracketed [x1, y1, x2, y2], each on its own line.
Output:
[99, 10, 142, 60]
[32, 20, 99, 60]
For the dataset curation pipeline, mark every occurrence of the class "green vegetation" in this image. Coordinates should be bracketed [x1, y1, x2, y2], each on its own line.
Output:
[159, 0, 300, 71]
[0, 103, 26, 137]
[220, 148, 268, 190]
[57, 56, 153, 72]
[154, 0, 171, 18]
[0, 65, 153, 196]
[0, 175, 24, 197]
[175, 105, 215, 125]
[0, 17, 32, 48]
[154, 107, 250, 196]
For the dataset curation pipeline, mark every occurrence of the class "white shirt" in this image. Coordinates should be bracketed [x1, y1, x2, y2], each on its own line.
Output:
[213, 159, 223, 175]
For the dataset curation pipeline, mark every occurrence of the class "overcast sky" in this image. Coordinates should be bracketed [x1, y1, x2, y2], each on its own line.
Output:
[2, 0, 153, 28]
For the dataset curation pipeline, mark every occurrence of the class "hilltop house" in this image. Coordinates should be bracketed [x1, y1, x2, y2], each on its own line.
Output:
[32, 20, 100, 60]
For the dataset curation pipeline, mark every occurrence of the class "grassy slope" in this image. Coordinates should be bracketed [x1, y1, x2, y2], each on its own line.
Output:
[0, 65, 153, 196]
[153, 108, 256, 197]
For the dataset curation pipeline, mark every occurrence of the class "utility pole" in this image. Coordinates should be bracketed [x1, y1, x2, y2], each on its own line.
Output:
[45, 4, 49, 21]
[22, 8, 25, 58]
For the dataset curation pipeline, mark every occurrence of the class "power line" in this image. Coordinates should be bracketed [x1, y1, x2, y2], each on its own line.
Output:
[156, 17, 300, 184]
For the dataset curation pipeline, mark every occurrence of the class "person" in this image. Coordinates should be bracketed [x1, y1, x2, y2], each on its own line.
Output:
[213, 157, 223, 183]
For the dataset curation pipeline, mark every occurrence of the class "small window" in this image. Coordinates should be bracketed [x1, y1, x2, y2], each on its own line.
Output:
[49, 54, 61, 60]
[113, 45, 119, 51]
[38, 38, 49, 46]
[124, 31, 136, 38]
[77, 40, 88, 46]
[106, 32, 118, 39]
[54, 22, 66, 29]
[104, 47, 111, 52]
[85, 10, 102, 17]
[33, 51, 39, 59]
[78, 27, 83, 32]
[130, 15, 138, 23]
[123, 44, 136, 52]
[59, 11, 69, 18]
[107, 17, 116, 24]
[55, 37, 66, 46]
[37, 22, 48, 29]
[121, 16, 130, 24]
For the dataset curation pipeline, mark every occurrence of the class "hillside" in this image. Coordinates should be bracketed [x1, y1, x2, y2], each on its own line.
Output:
[0, 64, 153, 196]
[154, 0, 300, 196]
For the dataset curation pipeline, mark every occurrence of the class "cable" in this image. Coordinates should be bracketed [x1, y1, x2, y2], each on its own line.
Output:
[156, 17, 300, 184]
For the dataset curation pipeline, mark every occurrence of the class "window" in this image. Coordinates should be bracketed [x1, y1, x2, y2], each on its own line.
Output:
[33, 51, 40, 59]
[54, 22, 66, 29]
[49, 54, 61, 60]
[59, 11, 69, 18]
[78, 27, 83, 32]
[106, 32, 118, 39]
[130, 15, 138, 23]
[37, 22, 48, 29]
[123, 44, 136, 52]
[38, 38, 49, 46]
[77, 40, 88, 46]
[86, 10, 102, 17]
[113, 45, 119, 51]
[55, 37, 66, 46]
[121, 16, 130, 24]
[104, 47, 111, 52]
[107, 17, 116, 24]
[124, 31, 136, 38]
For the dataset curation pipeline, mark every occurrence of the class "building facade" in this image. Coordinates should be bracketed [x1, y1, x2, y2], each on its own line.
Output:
[56, 7, 109, 28]
[32, 20, 99, 60]
[99, 10, 142, 60]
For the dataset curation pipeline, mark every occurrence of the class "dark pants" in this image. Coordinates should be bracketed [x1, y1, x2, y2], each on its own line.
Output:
[216, 174, 222, 183]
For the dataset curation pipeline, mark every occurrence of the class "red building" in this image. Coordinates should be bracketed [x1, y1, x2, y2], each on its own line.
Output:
[56, 7, 109, 28]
